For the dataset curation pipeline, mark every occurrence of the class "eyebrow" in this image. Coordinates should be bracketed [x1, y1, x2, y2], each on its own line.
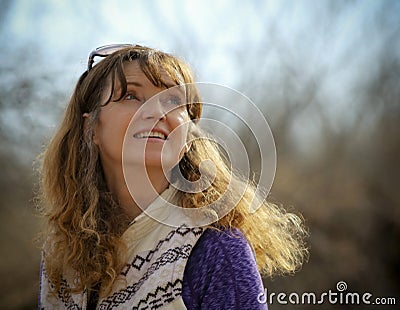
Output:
[126, 80, 181, 90]
[126, 81, 143, 87]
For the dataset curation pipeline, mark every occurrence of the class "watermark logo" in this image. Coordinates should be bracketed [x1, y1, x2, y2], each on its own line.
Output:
[336, 281, 347, 292]
[257, 281, 397, 306]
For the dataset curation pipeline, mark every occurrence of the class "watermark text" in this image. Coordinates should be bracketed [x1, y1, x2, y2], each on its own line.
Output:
[258, 281, 397, 306]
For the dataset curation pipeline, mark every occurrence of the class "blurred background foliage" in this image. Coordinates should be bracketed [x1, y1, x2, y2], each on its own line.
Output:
[0, 0, 399, 309]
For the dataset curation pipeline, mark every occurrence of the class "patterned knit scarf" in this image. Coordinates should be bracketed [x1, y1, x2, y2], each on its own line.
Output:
[40, 187, 204, 309]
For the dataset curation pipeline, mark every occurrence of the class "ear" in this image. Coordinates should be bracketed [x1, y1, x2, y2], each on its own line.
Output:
[184, 122, 196, 153]
[83, 113, 99, 145]
[184, 141, 192, 154]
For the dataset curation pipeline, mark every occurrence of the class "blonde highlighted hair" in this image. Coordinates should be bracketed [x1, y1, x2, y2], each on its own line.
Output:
[38, 45, 308, 296]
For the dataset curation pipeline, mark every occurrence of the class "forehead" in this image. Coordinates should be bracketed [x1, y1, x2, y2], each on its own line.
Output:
[122, 60, 178, 88]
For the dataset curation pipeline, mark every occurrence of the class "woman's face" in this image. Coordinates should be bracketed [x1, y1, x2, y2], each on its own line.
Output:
[93, 61, 190, 174]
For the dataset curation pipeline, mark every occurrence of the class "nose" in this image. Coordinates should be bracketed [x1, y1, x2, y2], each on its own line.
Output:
[141, 97, 166, 120]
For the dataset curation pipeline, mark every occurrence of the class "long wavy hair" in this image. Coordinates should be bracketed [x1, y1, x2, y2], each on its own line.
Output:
[39, 46, 308, 297]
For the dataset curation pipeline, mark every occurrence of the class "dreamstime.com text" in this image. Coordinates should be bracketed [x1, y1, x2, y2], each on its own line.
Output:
[258, 281, 396, 306]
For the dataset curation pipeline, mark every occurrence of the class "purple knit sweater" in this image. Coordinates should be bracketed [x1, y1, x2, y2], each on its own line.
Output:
[182, 228, 268, 309]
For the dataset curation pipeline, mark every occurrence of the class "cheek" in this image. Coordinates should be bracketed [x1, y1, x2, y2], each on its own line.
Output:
[172, 115, 191, 158]
[171, 111, 190, 135]
[172, 123, 190, 149]
[94, 111, 135, 159]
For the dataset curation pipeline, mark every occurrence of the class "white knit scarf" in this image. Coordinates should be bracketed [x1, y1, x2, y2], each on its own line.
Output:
[40, 187, 204, 309]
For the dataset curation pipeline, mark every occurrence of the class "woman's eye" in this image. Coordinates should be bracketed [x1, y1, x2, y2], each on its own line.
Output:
[164, 96, 182, 106]
[125, 93, 138, 101]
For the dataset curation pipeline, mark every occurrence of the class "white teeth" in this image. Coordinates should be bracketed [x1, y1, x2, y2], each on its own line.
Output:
[134, 131, 167, 140]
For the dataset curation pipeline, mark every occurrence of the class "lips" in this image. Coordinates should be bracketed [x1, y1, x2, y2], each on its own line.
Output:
[133, 129, 168, 140]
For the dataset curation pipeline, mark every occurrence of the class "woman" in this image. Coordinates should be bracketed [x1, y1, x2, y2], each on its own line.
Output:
[38, 44, 308, 309]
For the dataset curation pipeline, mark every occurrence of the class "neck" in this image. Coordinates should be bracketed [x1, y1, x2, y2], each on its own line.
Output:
[102, 161, 170, 221]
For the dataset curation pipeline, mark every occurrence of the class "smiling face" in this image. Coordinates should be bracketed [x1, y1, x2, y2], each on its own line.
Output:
[93, 60, 191, 177]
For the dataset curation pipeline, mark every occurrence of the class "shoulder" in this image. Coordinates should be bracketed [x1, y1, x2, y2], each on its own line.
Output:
[185, 227, 258, 280]
[182, 228, 267, 309]
[191, 227, 254, 262]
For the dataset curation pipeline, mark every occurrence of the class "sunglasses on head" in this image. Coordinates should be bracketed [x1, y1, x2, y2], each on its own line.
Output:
[87, 44, 143, 71]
